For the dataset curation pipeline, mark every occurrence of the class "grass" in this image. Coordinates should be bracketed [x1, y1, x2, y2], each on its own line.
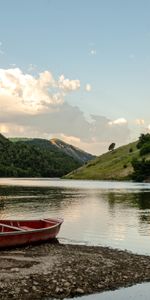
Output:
[65, 141, 140, 180]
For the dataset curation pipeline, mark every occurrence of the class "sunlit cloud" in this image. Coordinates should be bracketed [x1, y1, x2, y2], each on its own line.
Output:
[58, 75, 80, 92]
[108, 118, 127, 126]
[0, 123, 26, 135]
[0, 68, 81, 114]
[56, 134, 81, 145]
[0, 124, 9, 134]
[90, 115, 130, 145]
[147, 124, 150, 131]
[85, 84, 92, 92]
[0, 67, 131, 155]
[135, 119, 145, 125]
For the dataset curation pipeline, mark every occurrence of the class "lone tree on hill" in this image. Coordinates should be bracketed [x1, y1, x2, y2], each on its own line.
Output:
[108, 142, 116, 152]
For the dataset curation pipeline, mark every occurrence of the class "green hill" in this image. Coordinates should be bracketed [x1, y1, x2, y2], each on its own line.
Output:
[10, 137, 95, 164]
[0, 134, 95, 178]
[0, 134, 83, 177]
[65, 141, 141, 180]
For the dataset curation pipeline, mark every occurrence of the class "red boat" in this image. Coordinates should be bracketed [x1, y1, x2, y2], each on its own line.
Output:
[0, 218, 63, 248]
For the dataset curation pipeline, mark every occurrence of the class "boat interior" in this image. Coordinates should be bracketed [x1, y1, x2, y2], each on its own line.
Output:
[0, 219, 58, 233]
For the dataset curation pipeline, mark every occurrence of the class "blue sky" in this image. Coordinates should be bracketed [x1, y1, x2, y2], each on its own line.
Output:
[0, 0, 150, 154]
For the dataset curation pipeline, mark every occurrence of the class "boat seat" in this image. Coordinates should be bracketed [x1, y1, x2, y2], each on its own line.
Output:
[18, 226, 31, 231]
[0, 223, 24, 231]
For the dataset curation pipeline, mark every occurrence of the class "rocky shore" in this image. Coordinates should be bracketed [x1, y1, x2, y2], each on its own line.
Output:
[0, 242, 150, 299]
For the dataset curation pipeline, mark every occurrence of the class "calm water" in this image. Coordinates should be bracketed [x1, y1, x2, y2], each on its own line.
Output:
[70, 283, 150, 300]
[0, 179, 150, 254]
[0, 178, 150, 300]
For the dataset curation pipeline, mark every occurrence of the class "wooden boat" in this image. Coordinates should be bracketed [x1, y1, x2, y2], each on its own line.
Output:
[0, 218, 63, 248]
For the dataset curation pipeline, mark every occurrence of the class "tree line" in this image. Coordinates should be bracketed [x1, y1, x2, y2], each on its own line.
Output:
[0, 135, 81, 177]
[132, 133, 150, 182]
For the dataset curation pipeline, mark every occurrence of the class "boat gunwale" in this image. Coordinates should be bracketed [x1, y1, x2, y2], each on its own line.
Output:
[0, 218, 63, 236]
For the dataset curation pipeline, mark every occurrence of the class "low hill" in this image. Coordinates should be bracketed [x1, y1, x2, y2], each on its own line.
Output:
[65, 141, 140, 180]
[10, 137, 95, 164]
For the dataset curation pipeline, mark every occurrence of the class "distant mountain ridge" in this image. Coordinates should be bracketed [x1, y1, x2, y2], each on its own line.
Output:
[50, 138, 95, 163]
[10, 137, 95, 164]
[0, 134, 93, 177]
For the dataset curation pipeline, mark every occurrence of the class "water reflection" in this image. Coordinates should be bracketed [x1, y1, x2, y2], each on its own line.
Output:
[0, 180, 150, 254]
[107, 192, 150, 209]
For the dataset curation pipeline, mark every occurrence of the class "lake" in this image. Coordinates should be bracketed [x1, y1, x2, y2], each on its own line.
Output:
[0, 178, 150, 254]
[0, 178, 150, 299]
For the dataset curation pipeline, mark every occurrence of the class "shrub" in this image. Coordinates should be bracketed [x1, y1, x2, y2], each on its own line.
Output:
[132, 158, 150, 182]
[140, 143, 150, 156]
[137, 133, 150, 149]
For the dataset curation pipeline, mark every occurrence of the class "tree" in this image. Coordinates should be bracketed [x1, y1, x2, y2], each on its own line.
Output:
[132, 158, 150, 182]
[108, 142, 116, 152]
[137, 133, 150, 149]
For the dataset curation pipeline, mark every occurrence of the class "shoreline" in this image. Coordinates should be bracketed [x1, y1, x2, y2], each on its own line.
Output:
[0, 242, 150, 299]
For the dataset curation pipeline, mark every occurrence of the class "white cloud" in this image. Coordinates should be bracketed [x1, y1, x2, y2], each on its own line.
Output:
[147, 124, 150, 131]
[0, 67, 131, 155]
[108, 118, 127, 126]
[85, 84, 92, 92]
[38, 70, 55, 88]
[9, 124, 50, 139]
[57, 134, 81, 145]
[90, 115, 129, 144]
[0, 68, 81, 114]
[0, 124, 9, 134]
[135, 119, 145, 125]
[58, 75, 80, 92]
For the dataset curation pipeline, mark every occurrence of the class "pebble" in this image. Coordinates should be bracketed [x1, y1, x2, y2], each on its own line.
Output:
[33, 281, 38, 286]
[55, 287, 63, 293]
[64, 281, 70, 287]
[76, 288, 85, 294]
[11, 268, 19, 272]
[67, 274, 73, 278]
[1, 243, 150, 300]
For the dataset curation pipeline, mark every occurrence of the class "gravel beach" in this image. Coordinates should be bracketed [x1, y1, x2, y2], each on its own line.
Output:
[0, 242, 150, 299]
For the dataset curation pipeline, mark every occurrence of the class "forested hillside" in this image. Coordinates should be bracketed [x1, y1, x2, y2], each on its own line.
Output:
[10, 137, 95, 164]
[0, 134, 82, 177]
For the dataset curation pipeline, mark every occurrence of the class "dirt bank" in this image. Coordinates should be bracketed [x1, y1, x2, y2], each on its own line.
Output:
[0, 242, 150, 299]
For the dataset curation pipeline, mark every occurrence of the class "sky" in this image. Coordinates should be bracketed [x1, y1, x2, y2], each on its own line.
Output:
[0, 0, 150, 154]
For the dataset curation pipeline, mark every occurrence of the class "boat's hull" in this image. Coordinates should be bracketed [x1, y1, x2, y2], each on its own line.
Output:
[0, 218, 63, 248]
